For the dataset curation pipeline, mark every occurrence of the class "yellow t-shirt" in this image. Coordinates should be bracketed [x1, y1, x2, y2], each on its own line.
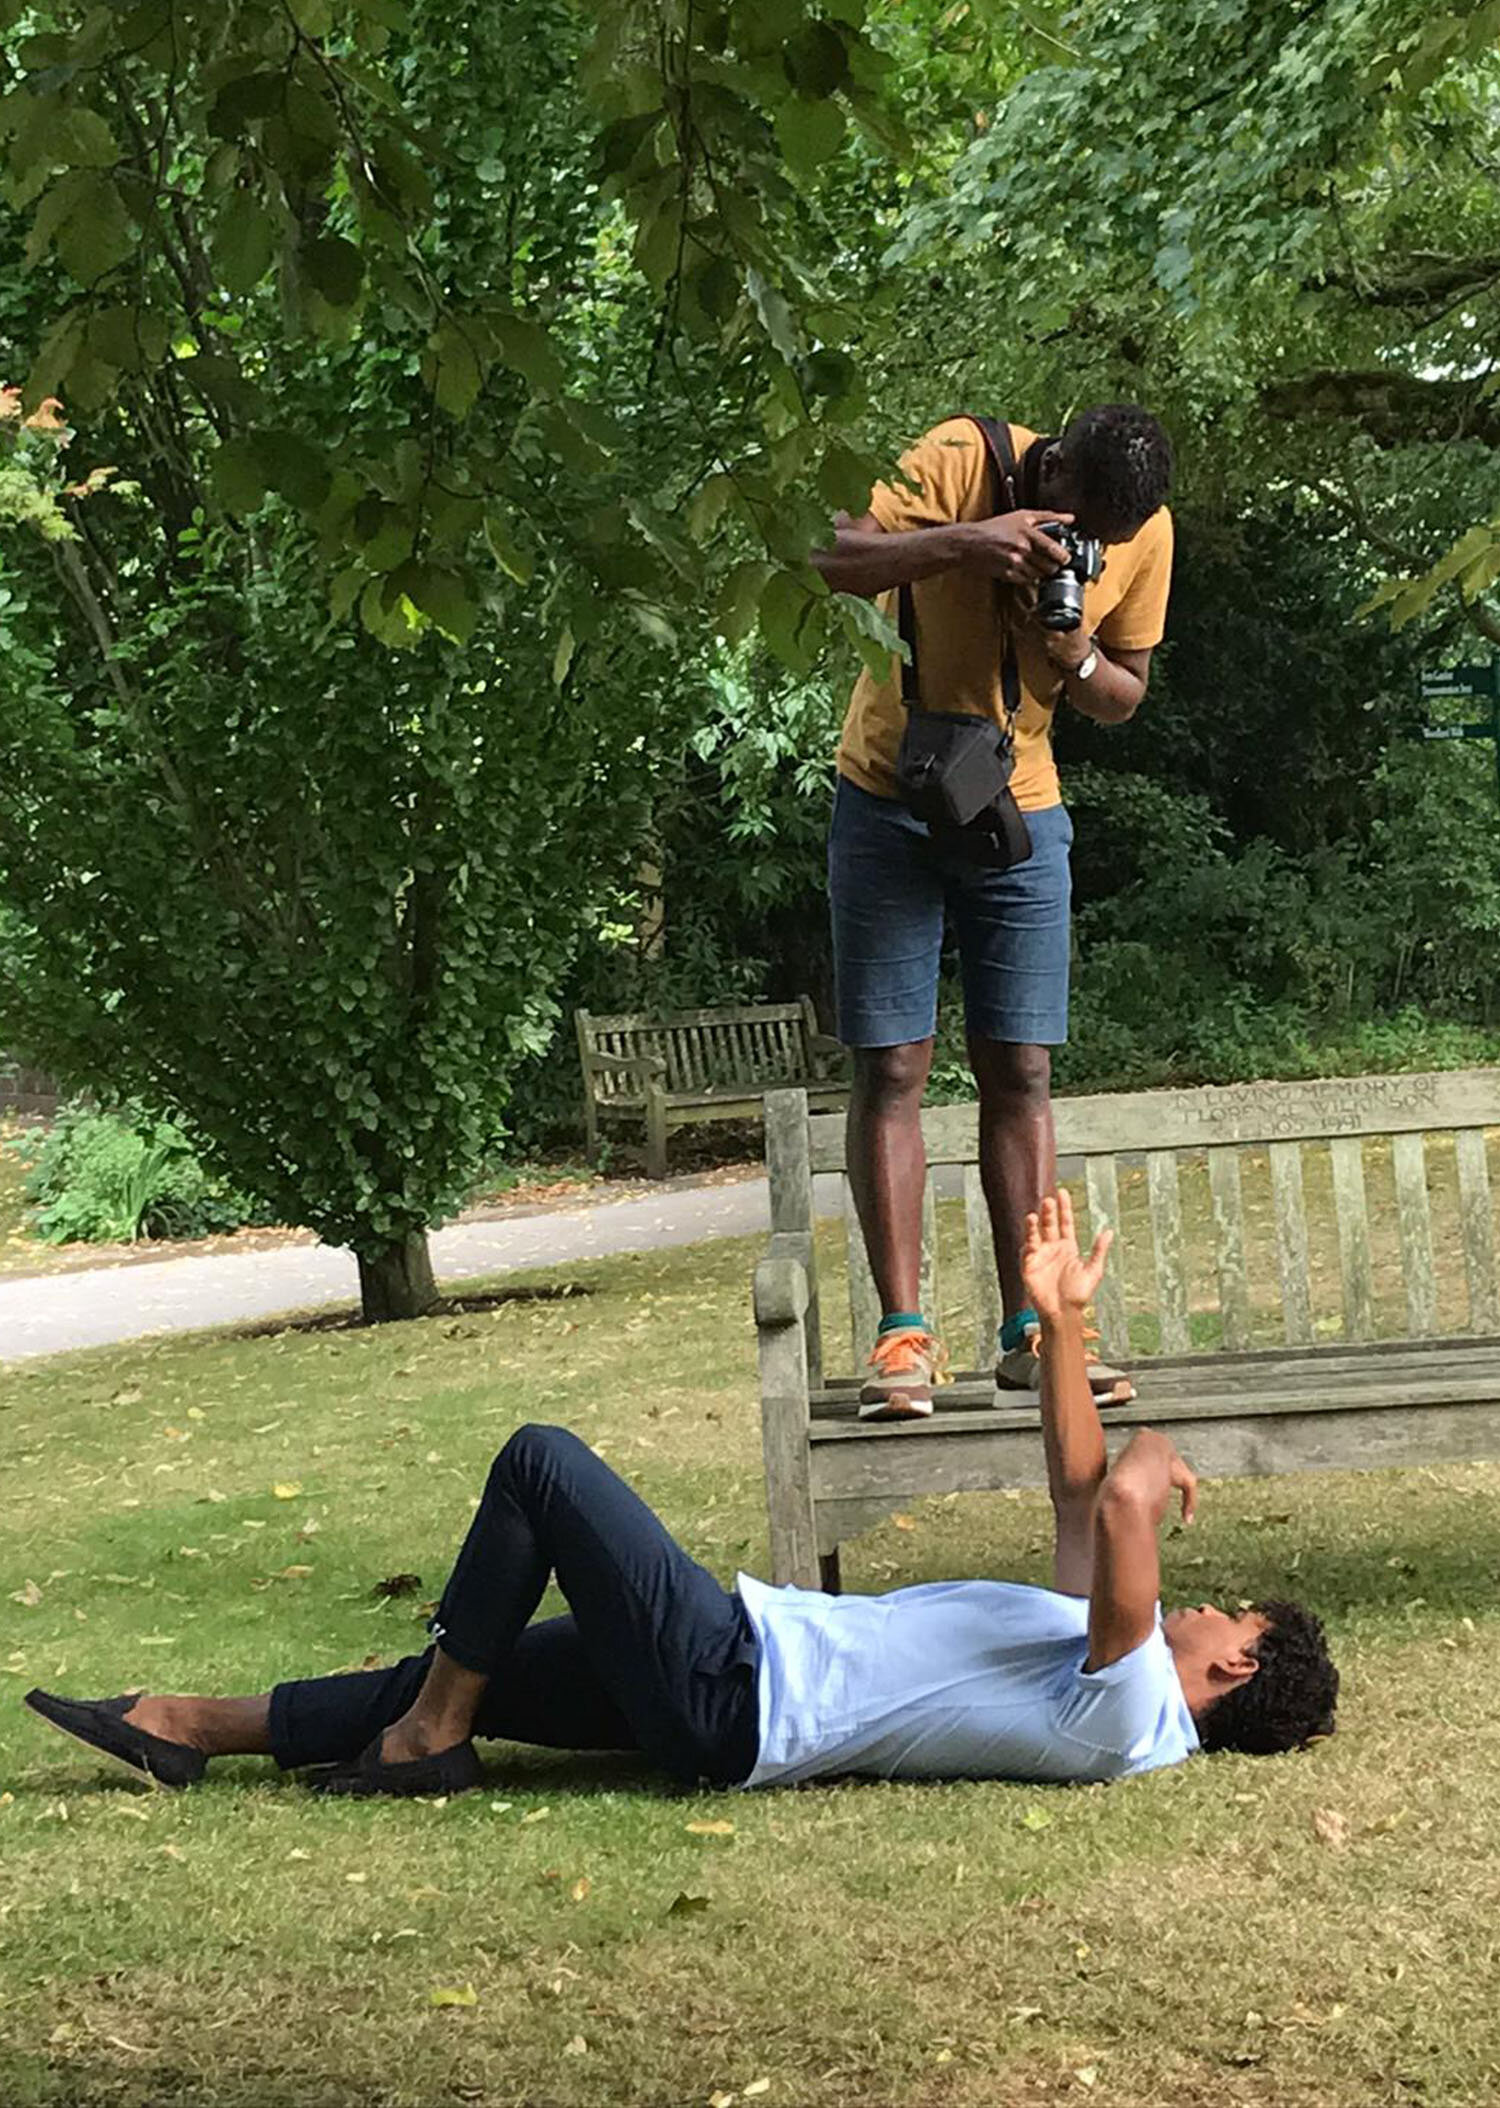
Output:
[836, 417, 1174, 812]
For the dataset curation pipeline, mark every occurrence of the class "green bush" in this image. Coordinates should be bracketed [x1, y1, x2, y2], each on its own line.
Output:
[16, 1105, 272, 1245]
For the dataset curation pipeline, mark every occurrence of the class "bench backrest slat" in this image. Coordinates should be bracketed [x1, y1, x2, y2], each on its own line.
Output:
[1083, 1154, 1131, 1364]
[964, 1164, 1001, 1368]
[1207, 1146, 1252, 1352]
[1268, 1141, 1316, 1345]
[1330, 1135, 1376, 1342]
[1391, 1132, 1438, 1338]
[844, 1175, 881, 1362]
[1456, 1129, 1500, 1331]
[1146, 1150, 1191, 1355]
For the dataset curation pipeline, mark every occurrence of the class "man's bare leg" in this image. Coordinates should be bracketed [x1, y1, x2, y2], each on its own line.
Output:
[845, 1038, 935, 1314]
[118, 1648, 487, 1765]
[969, 1033, 1056, 1323]
[120, 1694, 272, 1756]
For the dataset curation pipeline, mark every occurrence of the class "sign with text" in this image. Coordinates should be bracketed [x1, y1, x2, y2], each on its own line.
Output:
[1420, 664, 1498, 702]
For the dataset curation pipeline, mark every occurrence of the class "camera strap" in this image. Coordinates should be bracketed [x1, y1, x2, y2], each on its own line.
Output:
[897, 413, 1036, 737]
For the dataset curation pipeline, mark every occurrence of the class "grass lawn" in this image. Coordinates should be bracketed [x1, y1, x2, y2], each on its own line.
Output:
[4, 1230, 1500, 2108]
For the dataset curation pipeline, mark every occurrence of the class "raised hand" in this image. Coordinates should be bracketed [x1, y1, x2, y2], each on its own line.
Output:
[1021, 1189, 1114, 1323]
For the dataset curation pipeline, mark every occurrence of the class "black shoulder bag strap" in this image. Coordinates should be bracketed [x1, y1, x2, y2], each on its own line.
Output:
[897, 414, 1023, 736]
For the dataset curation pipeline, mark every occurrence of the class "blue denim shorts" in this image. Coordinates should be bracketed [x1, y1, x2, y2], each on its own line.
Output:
[828, 777, 1073, 1048]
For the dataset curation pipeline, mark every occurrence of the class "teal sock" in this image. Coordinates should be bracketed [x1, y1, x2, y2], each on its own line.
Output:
[879, 1310, 926, 1335]
[999, 1307, 1039, 1353]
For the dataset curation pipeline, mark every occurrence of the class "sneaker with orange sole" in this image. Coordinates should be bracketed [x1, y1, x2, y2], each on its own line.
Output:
[858, 1326, 944, 1421]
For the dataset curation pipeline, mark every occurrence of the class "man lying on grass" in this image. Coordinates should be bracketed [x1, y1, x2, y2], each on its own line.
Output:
[26, 1194, 1337, 1797]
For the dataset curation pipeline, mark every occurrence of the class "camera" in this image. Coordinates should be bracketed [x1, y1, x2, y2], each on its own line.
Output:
[1035, 523, 1104, 632]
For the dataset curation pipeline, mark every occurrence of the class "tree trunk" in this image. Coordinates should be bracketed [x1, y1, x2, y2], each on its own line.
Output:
[357, 1232, 439, 1322]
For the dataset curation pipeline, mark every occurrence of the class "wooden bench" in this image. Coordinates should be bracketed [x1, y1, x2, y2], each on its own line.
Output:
[754, 1069, 1500, 1589]
[576, 1000, 849, 1179]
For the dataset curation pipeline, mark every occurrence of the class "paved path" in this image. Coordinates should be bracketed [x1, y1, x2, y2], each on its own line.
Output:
[0, 1173, 850, 1367]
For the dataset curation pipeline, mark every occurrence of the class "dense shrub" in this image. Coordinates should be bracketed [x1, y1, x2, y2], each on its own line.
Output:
[16, 1105, 272, 1245]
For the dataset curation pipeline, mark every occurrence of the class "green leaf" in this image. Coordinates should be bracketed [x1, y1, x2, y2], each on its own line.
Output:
[688, 473, 737, 538]
[717, 558, 774, 646]
[86, 306, 150, 373]
[255, 429, 331, 510]
[329, 563, 366, 621]
[484, 507, 534, 585]
[288, 0, 335, 31]
[816, 439, 872, 516]
[24, 173, 89, 269]
[552, 625, 576, 685]
[55, 106, 118, 170]
[55, 176, 133, 283]
[214, 198, 278, 295]
[774, 92, 846, 176]
[758, 567, 817, 672]
[783, 21, 850, 95]
[426, 321, 485, 419]
[746, 268, 798, 363]
[388, 561, 477, 643]
[490, 312, 565, 397]
[211, 437, 269, 515]
[24, 306, 87, 407]
[209, 72, 285, 136]
[302, 234, 364, 309]
[427, 1985, 478, 2010]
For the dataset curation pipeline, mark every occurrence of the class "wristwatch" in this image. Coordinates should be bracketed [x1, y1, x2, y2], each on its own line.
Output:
[1073, 646, 1099, 682]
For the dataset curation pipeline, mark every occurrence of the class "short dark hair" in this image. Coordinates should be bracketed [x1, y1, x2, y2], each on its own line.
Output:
[1059, 404, 1173, 532]
[1195, 1599, 1339, 1757]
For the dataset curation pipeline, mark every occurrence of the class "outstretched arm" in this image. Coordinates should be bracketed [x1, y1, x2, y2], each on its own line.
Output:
[1086, 1430, 1197, 1671]
[1021, 1193, 1112, 1596]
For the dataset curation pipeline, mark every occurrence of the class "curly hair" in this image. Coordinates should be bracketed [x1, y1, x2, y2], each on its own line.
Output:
[1058, 404, 1173, 534]
[1195, 1599, 1339, 1757]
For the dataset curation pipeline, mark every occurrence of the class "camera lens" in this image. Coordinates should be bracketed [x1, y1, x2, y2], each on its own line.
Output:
[1036, 574, 1085, 632]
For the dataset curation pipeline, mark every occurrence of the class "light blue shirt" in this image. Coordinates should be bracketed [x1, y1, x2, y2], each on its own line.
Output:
[736, 1574, 1199, 1789]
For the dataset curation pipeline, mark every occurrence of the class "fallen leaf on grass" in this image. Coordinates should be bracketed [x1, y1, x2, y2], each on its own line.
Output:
[520, 1807, 550, 1824]
[272, 1482, 302, 1500]
[685, 1819, 734, 1837]
[708, 2091, 735, 2107]
[744, 2082, 771, 2098]
[429, 1985, 478, 2009]
[668, 1892, 712, 1917]
[562, 2035, 588, 2056]
[570, 1877, 591, 1902]
[1019, 1807, 1052, 1831]
[488, 1801, 513, 1815]
[287, 1849, 311, 1862]
[272, 1565, 314, 1581]
[1074, 2067, 1099, 2090]
[346, 1871, 368, 1884]
[11, 1581, 41, 1608]
[1312, 1807, 1347, 1850]
[891, 1514, 917, 1531]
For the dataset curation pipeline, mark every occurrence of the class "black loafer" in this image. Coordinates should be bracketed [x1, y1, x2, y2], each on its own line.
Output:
[311, 1735, 483, 1799]
[24, 1689, 207, 1789]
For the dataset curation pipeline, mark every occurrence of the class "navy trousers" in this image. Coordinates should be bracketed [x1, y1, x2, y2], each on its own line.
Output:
[267, 1424, 761, 1785]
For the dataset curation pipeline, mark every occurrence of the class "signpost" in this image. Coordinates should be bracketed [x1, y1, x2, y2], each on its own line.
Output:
[1416, 660, 1500, 798]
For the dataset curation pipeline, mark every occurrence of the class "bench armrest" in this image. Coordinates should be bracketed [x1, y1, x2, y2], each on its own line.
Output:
[805, 1032, 849, 1076]
[755, 1241, 811, 1327]
[583, 1051, 667, 1081]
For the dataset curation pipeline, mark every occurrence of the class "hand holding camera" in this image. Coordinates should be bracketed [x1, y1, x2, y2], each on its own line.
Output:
[963, 508, 1078, 587]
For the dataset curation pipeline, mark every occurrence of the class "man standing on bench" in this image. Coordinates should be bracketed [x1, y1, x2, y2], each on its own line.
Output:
[813, 406, 1174, 1418]
[25, 1195, 1337, 1796]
